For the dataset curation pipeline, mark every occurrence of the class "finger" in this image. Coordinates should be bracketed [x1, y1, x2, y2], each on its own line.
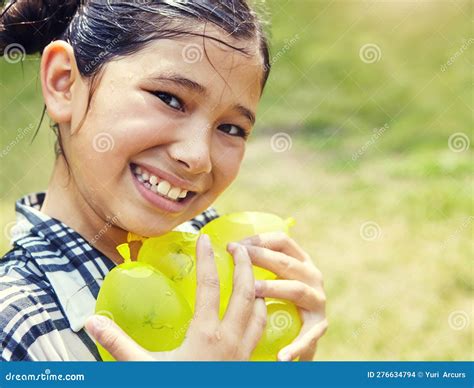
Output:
[223, 243, 255, 335]
[300, 342, 318, 361]
[240, 297, 267, 358]
[194, 234, 220, 321]
[278, 319, 328, 361]
[255, 279, 325, 311]
[239, 232, 311, 263]
[85, 315, 151, 361]
[245, 245, 312, 282]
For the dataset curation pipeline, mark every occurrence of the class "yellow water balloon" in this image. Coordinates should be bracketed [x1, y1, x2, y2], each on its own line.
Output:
[250, 299, 302, 361]
[95, 254, 192, 361]
[137, 231, 233, 319]
[200, 212, 301, 360]
[200, 211, 295, 280]
[95, 212, 302, 361]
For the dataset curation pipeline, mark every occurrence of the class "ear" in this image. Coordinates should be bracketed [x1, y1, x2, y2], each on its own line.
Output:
[40, 40, 78, 127]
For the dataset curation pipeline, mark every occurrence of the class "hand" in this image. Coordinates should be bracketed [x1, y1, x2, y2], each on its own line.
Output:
[239, 232, 328, 361]
[85, 234, 266, 361]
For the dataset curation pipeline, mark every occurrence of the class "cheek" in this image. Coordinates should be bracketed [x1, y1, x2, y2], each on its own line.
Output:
[100, 90, 183, 158]
[210, 141, 245, 191]
[70, 90, 173, 171]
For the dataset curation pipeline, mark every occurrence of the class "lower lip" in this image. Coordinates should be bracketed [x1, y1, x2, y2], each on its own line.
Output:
[130, 166, 194, 213]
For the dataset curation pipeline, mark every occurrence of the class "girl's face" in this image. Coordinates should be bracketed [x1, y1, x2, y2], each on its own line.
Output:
[64, 30, 264, 237]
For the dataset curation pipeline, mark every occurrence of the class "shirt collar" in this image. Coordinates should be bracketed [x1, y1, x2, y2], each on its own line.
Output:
[11, 191, 204, 333]
[13, 192, 116, 332]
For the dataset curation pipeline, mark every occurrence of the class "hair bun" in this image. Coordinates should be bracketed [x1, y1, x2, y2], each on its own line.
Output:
[0, 0, 80, 57]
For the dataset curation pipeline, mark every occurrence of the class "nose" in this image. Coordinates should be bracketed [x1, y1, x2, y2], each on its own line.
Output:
[168, 124, 212, 175]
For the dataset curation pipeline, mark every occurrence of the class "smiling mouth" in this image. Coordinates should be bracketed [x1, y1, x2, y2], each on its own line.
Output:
[130, 163, 196, 203]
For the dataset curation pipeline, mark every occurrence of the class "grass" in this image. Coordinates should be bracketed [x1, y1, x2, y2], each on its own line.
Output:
[214, 137, 472, 360]
[0, 0, 472, 360]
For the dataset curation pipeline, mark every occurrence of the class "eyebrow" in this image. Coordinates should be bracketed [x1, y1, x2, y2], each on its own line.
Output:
[147, 72, 256, 125]
[233, 103, 256, 126]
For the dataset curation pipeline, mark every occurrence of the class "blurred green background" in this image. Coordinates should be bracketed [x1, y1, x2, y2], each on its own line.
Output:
[1, 1, 472, 360]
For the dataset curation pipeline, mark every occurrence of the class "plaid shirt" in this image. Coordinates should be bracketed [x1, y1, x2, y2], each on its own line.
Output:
[0, 192, 218, 361]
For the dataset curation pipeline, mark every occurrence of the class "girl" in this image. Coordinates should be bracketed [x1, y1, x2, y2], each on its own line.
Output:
[0, 0, 327, 361]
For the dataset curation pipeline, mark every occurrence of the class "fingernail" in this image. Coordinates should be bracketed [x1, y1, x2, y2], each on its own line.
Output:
[200, 233, 210, 244]
[227, 242, 239, 251]
[278, 351, 292, 362]
[254, 280, 264, 296]
[86, 314, 112, 333]
[85, 315, 103, 335]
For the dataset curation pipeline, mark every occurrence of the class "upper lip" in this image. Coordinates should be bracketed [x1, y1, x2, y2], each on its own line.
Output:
[133, 162, 200, 193]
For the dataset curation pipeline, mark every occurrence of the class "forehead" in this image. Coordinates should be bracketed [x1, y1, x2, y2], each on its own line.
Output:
[106, 29, 264, 107]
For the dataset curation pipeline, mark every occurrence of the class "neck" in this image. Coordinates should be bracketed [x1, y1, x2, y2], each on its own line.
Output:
[41, 155, 127, 264]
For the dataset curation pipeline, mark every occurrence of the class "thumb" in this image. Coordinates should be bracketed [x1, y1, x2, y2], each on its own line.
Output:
[85, 314, 151, 361]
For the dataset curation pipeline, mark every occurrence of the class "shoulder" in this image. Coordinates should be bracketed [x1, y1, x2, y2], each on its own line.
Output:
[0, 246, 67, 361]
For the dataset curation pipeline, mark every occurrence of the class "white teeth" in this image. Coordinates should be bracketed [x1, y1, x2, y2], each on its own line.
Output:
[168, 187, 181, 200]
[133, 165, 192, 201]
[157, 180, 171, 196]
[149, 175, 158, 185]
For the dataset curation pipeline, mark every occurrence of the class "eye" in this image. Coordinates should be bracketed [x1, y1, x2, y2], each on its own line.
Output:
[218, 124, 249, 139]
[151, 91, 184, 111]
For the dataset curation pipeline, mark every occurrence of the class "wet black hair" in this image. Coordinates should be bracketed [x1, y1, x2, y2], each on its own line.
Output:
[0, 0, 271, 156]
